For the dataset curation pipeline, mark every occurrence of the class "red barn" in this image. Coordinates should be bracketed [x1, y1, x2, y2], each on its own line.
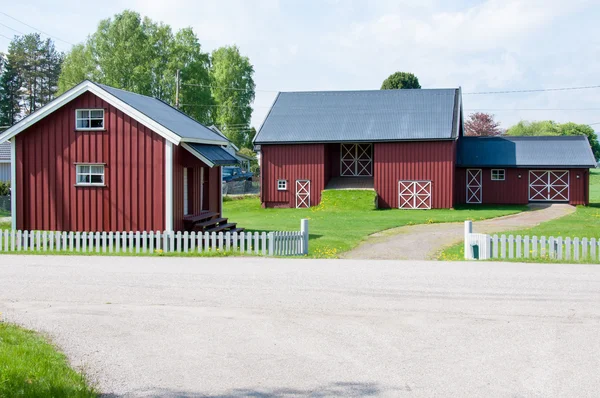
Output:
[254, 89, 596, 209]
[0, 80, 242, 233]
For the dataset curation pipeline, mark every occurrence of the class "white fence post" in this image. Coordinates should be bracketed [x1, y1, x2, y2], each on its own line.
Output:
[301, 218, 309, 255]
[464, 220, 472, 259]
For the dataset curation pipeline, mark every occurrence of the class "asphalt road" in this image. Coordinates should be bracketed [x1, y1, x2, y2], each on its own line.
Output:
[1, 255, 599, 397]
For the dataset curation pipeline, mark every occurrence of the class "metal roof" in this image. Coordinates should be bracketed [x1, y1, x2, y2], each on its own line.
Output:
[254, 88, 460, 144]
[457, 136, 597, 168]
[0, 142, 9, 161]
[184, 143, 239, 166]
[95, 83, 228, 144]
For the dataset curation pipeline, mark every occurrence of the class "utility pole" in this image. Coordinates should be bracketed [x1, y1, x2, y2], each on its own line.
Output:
[175, 69, 180, 109]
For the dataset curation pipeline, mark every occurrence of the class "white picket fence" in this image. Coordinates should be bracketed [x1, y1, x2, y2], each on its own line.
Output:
[464, 221, 599, 262]
[0, 219, 309, 257]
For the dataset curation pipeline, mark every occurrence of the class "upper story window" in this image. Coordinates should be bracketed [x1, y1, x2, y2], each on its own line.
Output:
[491, 169, 505, 181]
[76, 109, 104, 130]
[76, 164, 105, 186]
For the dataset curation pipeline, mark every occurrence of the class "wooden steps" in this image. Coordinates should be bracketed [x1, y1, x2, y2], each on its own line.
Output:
[183, 211, 244, 234]
[192, 217, 227, 231]
[205, 223, 237, 233]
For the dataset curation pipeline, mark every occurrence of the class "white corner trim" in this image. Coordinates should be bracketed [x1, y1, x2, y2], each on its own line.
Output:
[181, 142, 215, 167]
[165, 141, 174, 231]
[11, 138, 16, 230]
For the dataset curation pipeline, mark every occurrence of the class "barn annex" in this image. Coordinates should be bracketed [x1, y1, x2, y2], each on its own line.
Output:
[254, 88, 596, 209]
[0, 80, 243, 233]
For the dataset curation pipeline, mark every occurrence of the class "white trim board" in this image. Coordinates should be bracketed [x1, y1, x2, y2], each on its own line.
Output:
[0, 80, 226, 147]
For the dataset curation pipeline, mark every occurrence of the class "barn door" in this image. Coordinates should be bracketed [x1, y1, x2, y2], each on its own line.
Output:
[466, 169, 482, 204]
[296, 180, 310, 208]
[398, 181, 432, 209]
[340, 143, 372, 176]
[529, 171, 569, 201]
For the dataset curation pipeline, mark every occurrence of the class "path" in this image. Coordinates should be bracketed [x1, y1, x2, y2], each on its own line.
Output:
[343, 204, 575, 260]
[1, 255, 599, 397]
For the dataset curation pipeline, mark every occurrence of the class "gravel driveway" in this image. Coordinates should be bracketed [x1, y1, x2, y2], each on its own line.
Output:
[343, 203, 575, 260]
[1, 255, 600, 397]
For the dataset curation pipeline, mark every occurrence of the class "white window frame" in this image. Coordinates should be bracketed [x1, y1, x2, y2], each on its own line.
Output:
[76, 109, 105, 131]
[277, 179, 287, 191]
[75, 163, 105, 186]
[491, 169, 505, 181]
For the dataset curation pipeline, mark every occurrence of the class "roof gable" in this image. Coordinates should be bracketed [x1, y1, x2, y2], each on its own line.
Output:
[457, 136, 597, 168]
[0, 80, 228, 146]
[254, 88, 461, 144]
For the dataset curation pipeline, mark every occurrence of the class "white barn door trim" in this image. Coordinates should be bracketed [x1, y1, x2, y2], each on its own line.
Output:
[398, 181, 432, 209]
[466, 169, 482, 204]
[529, 170, 569, 201]
[296, 180, 310, 208]
[340, 143, 372, 177]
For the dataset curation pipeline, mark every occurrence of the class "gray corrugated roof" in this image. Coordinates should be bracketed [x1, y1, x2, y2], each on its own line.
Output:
[0, 142, 9, 160]
[95, 83, 227, 144]
[254, 88, 459, 144]
[457, 136, 597, 168]
[186, 143, 239, 166]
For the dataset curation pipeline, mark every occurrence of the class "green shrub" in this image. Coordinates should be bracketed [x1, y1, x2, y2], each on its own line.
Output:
[0, 181, 10, 196]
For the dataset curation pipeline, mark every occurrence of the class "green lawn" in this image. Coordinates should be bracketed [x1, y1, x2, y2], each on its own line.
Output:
[0, 209, 9, 217]
[0, 322, 96, 397]
[440, 169, 600, 261]
[224, 190, 525, 258]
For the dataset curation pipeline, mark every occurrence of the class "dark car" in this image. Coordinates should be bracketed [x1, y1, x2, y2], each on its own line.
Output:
[222, 166, 253, 182]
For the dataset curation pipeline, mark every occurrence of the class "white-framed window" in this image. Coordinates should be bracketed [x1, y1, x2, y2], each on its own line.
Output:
[491, 169, 505, 181]
[76, 164, 105, 186]
[76, 109, 105, 130]
[277, 179, 287, 191]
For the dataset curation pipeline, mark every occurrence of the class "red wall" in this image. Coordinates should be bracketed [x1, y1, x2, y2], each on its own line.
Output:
[16, 91, 166, 232]
[172, 145, 221, 231]
[455, 168, 589, 206]
[374, 141, 456, 209]
[261, 144, 326, 208]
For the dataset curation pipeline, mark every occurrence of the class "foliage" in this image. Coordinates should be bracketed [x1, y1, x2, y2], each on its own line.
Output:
[237, 147, 256, 159]
[0, 322, 96, 397]
[0, 181, 9, 196]
[439, 169, 600, 261]
[210, 45, 256, 148]
[223, 190, 525, 258]
[464, 112, 501, 136]
[0, 34, 62, 124]
[380, 72, 421, 90]
[58, 10, 213, 124]
[506, 120, 600, 160]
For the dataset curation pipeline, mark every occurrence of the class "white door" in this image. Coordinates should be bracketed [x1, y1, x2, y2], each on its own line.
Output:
[296, 180, 310, 208]
[466, 169, 482, 204]
[340, 143, 372, 176]
[398, 181, 432, 209]
[529, 170, 569, 201]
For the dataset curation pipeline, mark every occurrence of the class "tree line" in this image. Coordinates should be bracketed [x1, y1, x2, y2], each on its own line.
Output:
[0, 10, 256, 149]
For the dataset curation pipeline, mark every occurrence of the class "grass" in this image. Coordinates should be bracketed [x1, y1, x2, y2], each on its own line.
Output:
[439, 169, 600, 261]
[0, 322, 96, 397]
[0, 209, 9, 217]
[224, 190, 526, 258]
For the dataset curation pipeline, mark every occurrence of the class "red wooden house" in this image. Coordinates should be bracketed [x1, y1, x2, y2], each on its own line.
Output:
[0, 80, 242, 233]
[254, 89, 596, 209]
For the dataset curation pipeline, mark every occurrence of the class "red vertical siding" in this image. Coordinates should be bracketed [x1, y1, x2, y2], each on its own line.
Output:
[374, 141, 456, 209]
[171, 144, 216, 231]
[16, 91, 166, 232]
[261, 144, 326, 207]
[455, 168, 589, 206]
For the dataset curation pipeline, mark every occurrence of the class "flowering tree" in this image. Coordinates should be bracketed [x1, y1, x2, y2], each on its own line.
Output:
[465, 112, 501, 136]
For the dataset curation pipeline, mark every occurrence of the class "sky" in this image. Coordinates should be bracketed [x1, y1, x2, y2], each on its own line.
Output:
[1, 0, 599, 130]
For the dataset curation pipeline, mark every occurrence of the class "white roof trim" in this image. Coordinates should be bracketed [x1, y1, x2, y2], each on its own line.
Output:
[0, 80, 223, 146]
[181, 142, 215, 168]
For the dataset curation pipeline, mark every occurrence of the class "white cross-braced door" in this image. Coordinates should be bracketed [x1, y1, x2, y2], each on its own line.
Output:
[398, 181, 432, 209]
[466, 169, 482, 204]
[340, 143, 372, 176]
[529, 170, 569, 201]
[296, 180, 311, 208]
